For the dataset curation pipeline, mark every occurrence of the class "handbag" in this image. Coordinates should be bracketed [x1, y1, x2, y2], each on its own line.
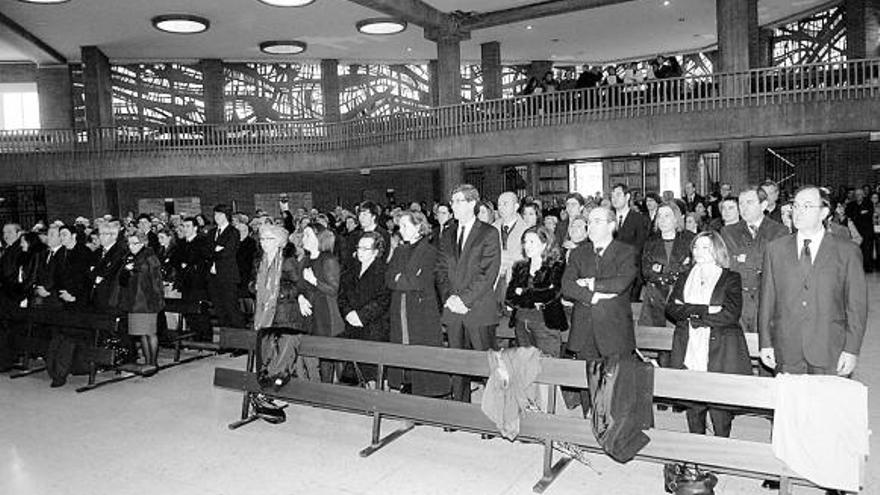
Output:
[663, 463, 718, 495]
[541, 298, 569, 331]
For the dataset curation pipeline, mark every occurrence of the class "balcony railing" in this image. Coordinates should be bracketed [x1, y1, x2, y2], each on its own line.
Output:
[1, 58, 879, 156]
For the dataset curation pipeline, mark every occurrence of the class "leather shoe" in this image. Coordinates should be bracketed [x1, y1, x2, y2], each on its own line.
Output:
[480, 433, 495, 440]
[398, 383, 412, 395]
[442, 427, 457, 433]
[50, 378, 66, 388]
[761, 479, 780, 490]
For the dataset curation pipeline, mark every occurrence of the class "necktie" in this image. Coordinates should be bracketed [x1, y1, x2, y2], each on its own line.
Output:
[457, 225, 465, 255]
[46, 250, 53, 264]
[595, 246, 604, 257]
[800, 239, 812, 268]
[618, 215, 624, 230]
[501, 224, 511, 250]
[748, 224, 758, 239]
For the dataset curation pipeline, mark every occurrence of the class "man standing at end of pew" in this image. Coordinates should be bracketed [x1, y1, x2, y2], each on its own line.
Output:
[562, 206, 639, 415]
[436, 183, 502, 404]
[758, 185, 867, 377]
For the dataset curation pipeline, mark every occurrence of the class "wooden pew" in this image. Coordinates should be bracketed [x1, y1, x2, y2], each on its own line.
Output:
[159, 298, 218, 366]
[3, 308, 126, 392]
[213, 328, 855, 495]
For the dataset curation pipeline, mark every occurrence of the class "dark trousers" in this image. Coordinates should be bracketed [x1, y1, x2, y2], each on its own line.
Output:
[513, 310, 562, 358]
[687, 406, 733, 437]
[446, 321, 497, 403]
[46, 332, 77, 382]
[208, 278, 244, 329]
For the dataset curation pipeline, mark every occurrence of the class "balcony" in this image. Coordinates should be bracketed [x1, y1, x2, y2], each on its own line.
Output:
[0, 58, 878, 181]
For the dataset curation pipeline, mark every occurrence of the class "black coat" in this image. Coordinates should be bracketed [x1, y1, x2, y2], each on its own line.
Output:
[57, 243, 93, 308]
[119, 247, 165, 314]
[0, 240, 24, 307]
[666, 268, 750, 375]
[173, 235, 211, 300]
[639, 231, 694, 326]
[209, 225, 240, 284]
[89, 241, 128, 312]
[338, 259, 391, 342]
[505, 258, 567, 330]
[31, 247, 65, 308]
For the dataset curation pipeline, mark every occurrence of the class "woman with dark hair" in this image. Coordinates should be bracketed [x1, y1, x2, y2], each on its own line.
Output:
[666, 231, 749, 438]
[386, 211, 449, 397]
[298, 223, 344, 382]
[640, 202, 693, 327]
[521, 202, 542, 228]
[476, 200, 495, 224]
[19, 231, 46, 299]
[120, 231, 165, 375]
[505, 225, 567, 357]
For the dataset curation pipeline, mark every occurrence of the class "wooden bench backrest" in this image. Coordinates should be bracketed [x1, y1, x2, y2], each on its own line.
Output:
[4, 308, 121, 330]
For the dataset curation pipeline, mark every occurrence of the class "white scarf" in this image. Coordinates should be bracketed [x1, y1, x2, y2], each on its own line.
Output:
[682, 262, 722, 372]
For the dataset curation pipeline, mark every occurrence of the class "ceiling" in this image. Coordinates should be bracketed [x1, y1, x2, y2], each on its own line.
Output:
[0, 0, 833, 66]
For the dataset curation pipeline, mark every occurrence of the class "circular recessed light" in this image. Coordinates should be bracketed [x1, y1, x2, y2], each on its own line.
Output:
[16, 0, 70, 3]
[526, 25, 533, 30]
[356, 18, 407, 35]
[257, 0, 316, 6]
[152, 14, 210, 34]
[259, 40, 307, 55]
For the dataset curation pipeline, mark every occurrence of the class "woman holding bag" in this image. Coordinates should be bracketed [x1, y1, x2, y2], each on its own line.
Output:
[505, 225, 567, 358]
[666, 231, 750, 438]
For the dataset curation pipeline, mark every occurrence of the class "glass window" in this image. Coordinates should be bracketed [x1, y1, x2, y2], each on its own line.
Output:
[659, 156, 681, 199]
[569, 161, 604, 198]
[0, 83, 40, 130]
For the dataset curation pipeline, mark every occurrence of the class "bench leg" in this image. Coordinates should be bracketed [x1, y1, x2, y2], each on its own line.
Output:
[533, 386, 572, 493]
[779, 476, 792, 495]
[228, 350, 260, 430]
[359, 411, 415, 458]
[10, 363, 46, 379]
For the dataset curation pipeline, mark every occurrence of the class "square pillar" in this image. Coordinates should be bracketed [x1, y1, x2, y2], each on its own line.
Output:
[440, 161, 464, 201]
[321, 59, 340, 123]
[200, 59, 225, 125]
[90, 179, 119, 218]
[528, 60, 553, 82]
[715, 0, 759, 72]
[481, 41, 502, 101]
[720, 141, 750, 192]
[428, 60, 440, 107]
[846, 0, 880, 59]
[36, 66, 72, 129]
[81, 46, 114, 128]
[436, 38, 461, 106]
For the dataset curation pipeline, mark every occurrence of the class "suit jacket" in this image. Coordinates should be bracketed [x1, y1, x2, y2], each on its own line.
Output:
[492, 214, 527, 282]
[666, 268, 750, 375]
[615, 209, 650, 254]
[720, 219, 788, 292]
[209, 225, 240, 284]
[435, 220, 502, 327]
[0, 240, 24, 307]
[431, 220, 456, 248]
[682, 193, 704, 213]
[173, 235, 212, 299]
[57, 243, 93, 308]
[338, 259, 391, 341]
[31, 246, 64, 308]
[561, 240, 638, 357]
[90, 241, 128, 312]
[758, 232, 868, 370]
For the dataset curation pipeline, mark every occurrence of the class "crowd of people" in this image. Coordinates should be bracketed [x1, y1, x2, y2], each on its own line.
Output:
[520, 54, 685, 96]
[0, 179, 868, 450]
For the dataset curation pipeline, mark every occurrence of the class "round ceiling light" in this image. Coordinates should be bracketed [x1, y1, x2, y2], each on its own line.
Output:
[152, 14, 210, 34]
[16, 0, 70, 3]
[259, 40, 307, 55]
[356, 18, 407, 35]
[257, 0, 316, 6]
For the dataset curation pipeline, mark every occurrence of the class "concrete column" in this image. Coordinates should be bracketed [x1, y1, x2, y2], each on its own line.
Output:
[719, 141, 750, 192]
[321, 59, 341, 123]
[81, 46, 114, 127]
[200, 59, 225, 125]
[428, 60, 440, 107]
[757, 28, 774, 68]
[715, 0, 759, 72]
[528, 163, 540, 198]
[528, 60, 553, 82]
[439, 161, 464, 201]
[481, 41, 502, 101]
[846, 0, 880, 59]
[436, 38, 461, 106]
[36, 66, 72, 129]
[90, 179, 119, 218]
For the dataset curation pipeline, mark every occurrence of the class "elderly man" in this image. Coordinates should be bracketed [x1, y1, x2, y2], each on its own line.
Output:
[759, 186, 867, 376]
[0, 223, 24, 371]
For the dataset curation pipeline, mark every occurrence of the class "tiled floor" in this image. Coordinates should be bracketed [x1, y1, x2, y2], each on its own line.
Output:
[2, 275, 879, 495]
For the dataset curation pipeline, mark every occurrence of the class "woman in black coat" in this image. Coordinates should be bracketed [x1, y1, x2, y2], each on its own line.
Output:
[505, 225, 567, 358]
[120, 231, 165, 374]
[385, 211, 449, 397]
[337, 231, 391, 386]
[666, 231, 750, 438]
[640, 203, 693, 326]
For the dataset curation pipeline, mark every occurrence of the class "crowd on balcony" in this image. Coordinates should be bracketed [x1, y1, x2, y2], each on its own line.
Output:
[519, 54, 685, 96]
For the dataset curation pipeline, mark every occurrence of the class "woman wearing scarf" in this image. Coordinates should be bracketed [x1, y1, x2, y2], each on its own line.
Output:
[666, 231, 750, 437]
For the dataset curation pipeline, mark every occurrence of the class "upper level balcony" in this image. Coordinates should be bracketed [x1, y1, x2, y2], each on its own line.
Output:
[1, 58, 879, 183]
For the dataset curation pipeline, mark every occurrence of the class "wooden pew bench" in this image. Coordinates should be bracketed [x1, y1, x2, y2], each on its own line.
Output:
[159, 298, 221, 366]
[213, 327, 854, 494]
[3, 308, 127, 392]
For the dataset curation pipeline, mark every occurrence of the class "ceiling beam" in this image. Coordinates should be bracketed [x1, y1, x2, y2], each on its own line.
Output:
[460, 0, 640, 31]
[345, 0, 449, 30]
[0, 11, 66, 64]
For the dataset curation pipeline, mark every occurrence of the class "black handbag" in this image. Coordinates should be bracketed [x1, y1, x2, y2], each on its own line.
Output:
[541, 298, 569, 331]
[663, 463, 718, 495]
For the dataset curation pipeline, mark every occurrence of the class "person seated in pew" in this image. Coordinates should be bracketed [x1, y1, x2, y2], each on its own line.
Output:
[119, 231, 165, 376]
[506, 225, 567, 358]
[666, 231, 750, 438]
[30, 224, 65, 310]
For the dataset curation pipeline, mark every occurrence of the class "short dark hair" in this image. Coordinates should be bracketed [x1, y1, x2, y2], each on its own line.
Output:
[612, 183, 630, 195]
[359, 231, 386, 258]
[213, 204, 232, 223]
[357, 201, 380, 219]
[182, 216, 198, 227]
[137, 213, 152, 223]
[564, 192, 586, 206]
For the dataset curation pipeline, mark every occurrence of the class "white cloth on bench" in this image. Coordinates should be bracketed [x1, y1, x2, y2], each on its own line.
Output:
[772, 373, 869, 492]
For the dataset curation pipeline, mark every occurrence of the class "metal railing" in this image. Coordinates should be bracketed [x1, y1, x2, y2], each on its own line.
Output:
[1, 58, 878, 156]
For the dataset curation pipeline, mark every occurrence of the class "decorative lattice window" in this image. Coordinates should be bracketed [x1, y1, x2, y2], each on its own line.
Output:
[772, 4, 846, 66]
[502, 65, 530, 98]
[224, 63, 323, 123]
[111, 63, 204, 132]
[70, 64, 86, 130]
[460, 64, 483, 103]
[338, 64, 431, 119]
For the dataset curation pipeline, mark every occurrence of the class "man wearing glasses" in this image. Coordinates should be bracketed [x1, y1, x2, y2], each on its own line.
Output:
[758, 186, 867, 376]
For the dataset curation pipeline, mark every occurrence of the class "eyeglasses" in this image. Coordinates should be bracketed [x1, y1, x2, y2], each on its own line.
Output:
[356, 246, 375, 251]
[587, 218, 612, 225]
[791, 203, 822, 212]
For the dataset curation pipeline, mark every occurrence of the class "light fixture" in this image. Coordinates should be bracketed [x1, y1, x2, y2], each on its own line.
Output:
[526, 25, 533, 30]
[356, 18, 407, 35]
[152, 14, 210, 34]
[257, 0, 316, 6]
[259, 40, 307, 55]
[16, 0, 70, 3]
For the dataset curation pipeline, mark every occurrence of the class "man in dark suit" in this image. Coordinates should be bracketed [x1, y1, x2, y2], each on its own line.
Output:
[346, 201, 390, 272]
[90, 222, 128, 313]
[431, 202, 455, 247]
[555, 192, 587, 249]
[760, 180, 784, 225]
[562, 206, 639, 362]
[759, 186, 867, 376]
[682, 181, 704, 213]
[208, 204, 244, 329]
[720, 186, 788, 335]
[435, 183, 501, 403]
[174, 217, 213, 341]
[611, 183, 650, 301]
[31, 224, 65, 309]
[845, 187, 875, 272]
[0, 223, 24, 371]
